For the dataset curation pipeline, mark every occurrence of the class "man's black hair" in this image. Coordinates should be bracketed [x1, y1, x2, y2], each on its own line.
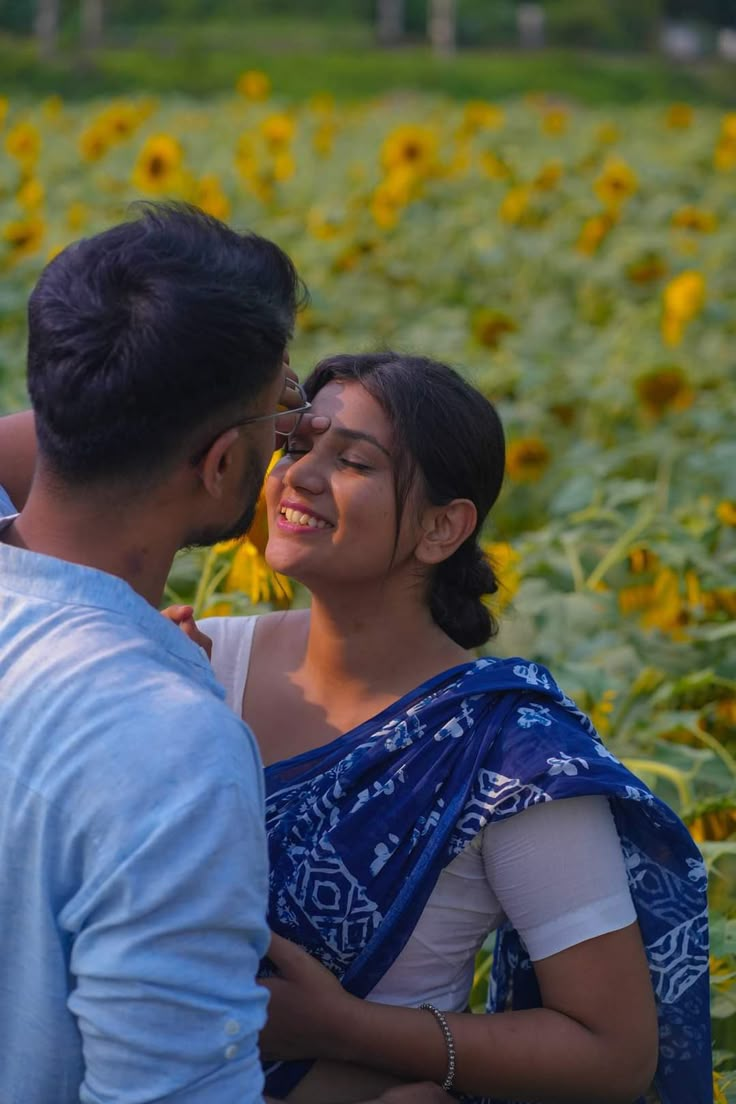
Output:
[27, 202, 306, 484]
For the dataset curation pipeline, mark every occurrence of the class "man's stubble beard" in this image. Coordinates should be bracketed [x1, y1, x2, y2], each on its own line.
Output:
[185, 443, 267, 549]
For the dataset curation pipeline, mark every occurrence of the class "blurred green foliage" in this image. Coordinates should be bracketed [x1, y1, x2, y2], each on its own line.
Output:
[1, 0, 735, 46]
[0, 24, 735, 103]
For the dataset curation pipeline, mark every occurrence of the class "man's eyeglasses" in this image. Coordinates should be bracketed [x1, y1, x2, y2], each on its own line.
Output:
[234, 378, 312, 440]
[190, 379, 312, 465]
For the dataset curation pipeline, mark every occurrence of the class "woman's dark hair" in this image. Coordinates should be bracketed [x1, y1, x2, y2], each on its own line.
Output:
[27, 201, 306, 485]
[303, 352, 506, 649]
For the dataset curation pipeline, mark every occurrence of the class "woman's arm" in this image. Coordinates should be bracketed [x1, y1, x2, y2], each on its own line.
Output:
[0, 410, 37, 510]
[262, 924, 658, 1103]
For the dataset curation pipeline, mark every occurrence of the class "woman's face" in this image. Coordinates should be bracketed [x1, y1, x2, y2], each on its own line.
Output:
[265, 380, 418, 587]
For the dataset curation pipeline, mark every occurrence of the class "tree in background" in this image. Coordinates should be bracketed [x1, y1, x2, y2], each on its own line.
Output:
[428, 0, 456, 54]
[81, 0, 103, 53]
[377, 0, 404, 45]
[30, 0, 104, 58]
[34, 0, 58, 58]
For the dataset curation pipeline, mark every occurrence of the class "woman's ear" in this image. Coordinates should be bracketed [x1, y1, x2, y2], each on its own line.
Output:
[197, 427, 241, 500]
[415, 499, 477, 566]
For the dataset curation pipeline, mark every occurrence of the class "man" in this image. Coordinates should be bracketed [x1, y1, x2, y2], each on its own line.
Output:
[0, 203, 446, 1104]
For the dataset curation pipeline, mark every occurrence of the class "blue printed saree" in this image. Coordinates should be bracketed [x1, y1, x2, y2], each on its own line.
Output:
[263, 657, 712, 1103]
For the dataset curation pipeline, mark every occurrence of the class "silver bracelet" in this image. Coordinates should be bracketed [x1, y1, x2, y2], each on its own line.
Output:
[420, 1002, 456, 1091]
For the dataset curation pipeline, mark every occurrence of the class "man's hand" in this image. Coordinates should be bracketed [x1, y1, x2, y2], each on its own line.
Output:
[281, 358, 329, 437]
[161, 605, 213, 660]
[259, 933, 355, 1063]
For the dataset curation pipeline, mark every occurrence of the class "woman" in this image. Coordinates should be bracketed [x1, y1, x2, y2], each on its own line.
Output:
[189, 352, 710, 1104]
[0, 354, 711, 1104]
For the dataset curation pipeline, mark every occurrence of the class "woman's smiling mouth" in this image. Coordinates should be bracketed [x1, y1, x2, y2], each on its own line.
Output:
[278, 502, 333, 531]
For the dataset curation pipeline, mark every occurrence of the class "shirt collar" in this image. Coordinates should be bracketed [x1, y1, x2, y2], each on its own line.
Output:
[0, 512, 217, 685]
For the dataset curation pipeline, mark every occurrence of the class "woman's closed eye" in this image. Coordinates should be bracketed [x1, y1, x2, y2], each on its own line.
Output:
[283, 443, 373, 472]
[338, 457, 373, 472]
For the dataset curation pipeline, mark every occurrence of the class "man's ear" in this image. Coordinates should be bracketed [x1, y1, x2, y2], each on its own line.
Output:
[415, 499, 477, 566]
[197, 427, 241, 500]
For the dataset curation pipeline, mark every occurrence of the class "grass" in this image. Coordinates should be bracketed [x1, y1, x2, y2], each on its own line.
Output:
[1, 18, 736, 104]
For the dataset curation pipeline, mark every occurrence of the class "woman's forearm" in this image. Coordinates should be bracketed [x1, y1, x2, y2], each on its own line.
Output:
[0, 410, 37, 510]
[324, 1000, 653, 1104]
[286, 1060, 407, 1104]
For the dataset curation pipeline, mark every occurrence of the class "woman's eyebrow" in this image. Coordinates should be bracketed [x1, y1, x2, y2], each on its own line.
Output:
[330, 427, 391, 457]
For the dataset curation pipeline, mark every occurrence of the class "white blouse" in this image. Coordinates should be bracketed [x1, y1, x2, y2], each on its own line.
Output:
[205, 616, 636, 1012]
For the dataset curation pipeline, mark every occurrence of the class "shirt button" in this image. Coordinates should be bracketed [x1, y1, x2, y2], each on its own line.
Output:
[225, 1019, 240, 1036]
[225, 1044, 238, 1060]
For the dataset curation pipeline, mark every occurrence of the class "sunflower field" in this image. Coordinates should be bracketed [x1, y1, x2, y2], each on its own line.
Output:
[1, 77, 735, 1097]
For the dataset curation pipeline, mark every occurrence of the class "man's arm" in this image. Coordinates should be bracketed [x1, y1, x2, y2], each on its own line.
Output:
[67, 720, 271, 1104]
[0, 410, 36, 509]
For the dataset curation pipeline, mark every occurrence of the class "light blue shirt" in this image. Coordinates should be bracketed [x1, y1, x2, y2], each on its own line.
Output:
[0, 491, 269, 1103]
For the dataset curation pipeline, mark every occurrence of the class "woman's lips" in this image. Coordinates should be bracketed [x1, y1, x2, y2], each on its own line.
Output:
[277, 502, 334, 532]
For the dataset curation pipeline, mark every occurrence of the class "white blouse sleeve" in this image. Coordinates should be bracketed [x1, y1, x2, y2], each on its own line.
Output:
[200, 616, 258, 716]
[481, 795, 637, 961]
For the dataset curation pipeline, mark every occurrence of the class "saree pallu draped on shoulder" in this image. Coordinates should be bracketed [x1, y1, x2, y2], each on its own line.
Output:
[263, 658, 712, 1104]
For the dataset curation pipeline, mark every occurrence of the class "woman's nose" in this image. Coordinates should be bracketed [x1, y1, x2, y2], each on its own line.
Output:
[283, 450, 326, 495]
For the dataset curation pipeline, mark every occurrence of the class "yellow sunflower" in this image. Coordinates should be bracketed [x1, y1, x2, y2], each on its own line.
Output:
[236, 70, 271, 101]
[196, 174, 231, 221]
[306, 206, 346, 241]
[661, 270, 705, 346]
[499, 185, 531, 226]
[590, 690, 617, 738]
[482, 541, 521, 613]
[594, 157, 638, 210]
[79, 124, 111, 163]
[66, 201, 89, 232]
[370, 184, 403, 230]
[273, 151, 296, 182]
[472, 309, 517, 349]
[532, 160, 563, 191]
[99, 100, 140, 144]
[312, 120, 336, 158]
[671, 206, 717, 233]
[506, 438, 550, 482]
[17, 177, 44, 211]
[626, 253, 668, 285]
[5, 121, 40, 168]
[2, 215, 45, 260]
[461, 101, 504, 135]
[576, 212, 616, 256]
[716, 501, 736, 527]
[634, 367, 694, 417]
[381, 124, 438, 177]
[260, 113, 295, 151]
[132, 134, 184, 194]
[479, 150, 512, 180]
[540, 106, 569, 135]
[714, 136, 736, 172]
[618, 566, 698, 639]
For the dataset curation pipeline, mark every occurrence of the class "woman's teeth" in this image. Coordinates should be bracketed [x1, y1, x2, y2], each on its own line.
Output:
[281, 507, 330, 529]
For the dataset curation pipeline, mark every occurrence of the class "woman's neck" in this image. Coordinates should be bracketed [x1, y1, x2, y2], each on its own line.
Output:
[299, 581, 470, 707]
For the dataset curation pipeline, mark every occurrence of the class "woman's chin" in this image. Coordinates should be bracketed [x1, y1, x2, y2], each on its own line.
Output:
[265, 539, 316, 582]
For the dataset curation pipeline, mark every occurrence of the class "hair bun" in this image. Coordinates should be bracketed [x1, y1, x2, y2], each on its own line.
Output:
[430, 542, 498, 649]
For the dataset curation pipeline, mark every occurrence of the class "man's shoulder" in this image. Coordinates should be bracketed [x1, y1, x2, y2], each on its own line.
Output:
[0, 599, 261, 813]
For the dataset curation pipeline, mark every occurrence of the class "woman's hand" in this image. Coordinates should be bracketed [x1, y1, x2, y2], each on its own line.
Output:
[259, 933, 358, 1063]
[161, 605, 213, 660]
